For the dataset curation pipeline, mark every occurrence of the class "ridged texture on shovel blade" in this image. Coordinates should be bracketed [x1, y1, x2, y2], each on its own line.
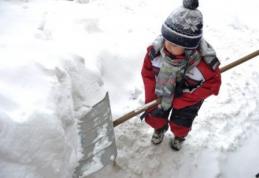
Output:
[73, 93, 117, 178]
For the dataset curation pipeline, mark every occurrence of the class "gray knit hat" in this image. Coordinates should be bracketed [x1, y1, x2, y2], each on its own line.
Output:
[161, 0, 203, 49]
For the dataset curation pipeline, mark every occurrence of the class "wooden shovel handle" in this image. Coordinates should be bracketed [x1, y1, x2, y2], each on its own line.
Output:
[220, 50, 259, 73]
[113, 98, 160, 127]
[113, 50, 259, 127]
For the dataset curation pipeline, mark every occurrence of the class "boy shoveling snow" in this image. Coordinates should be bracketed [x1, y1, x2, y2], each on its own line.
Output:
[141, 0, 221, 150]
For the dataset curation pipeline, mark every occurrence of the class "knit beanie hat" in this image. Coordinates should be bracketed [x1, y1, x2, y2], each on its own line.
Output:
[161, 0, 203, 49]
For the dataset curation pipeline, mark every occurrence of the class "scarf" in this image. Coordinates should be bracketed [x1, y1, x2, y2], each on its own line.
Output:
[153, 36, 202, 110]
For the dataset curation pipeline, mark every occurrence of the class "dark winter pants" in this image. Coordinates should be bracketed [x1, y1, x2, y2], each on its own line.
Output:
[145, 101, 203, 138]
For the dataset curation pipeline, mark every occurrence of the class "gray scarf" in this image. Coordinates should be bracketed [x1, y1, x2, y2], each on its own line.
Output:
[153, 36, 202, 110]
[155, 48, 201, 110]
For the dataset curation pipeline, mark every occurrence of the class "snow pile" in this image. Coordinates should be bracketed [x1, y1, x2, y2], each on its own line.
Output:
[0, 47, 105, 178]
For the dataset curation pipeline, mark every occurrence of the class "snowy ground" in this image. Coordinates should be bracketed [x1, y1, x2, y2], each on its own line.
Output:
[0, 0, 259, 178]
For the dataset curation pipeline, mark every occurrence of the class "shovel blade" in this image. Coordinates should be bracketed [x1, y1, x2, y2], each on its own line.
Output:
[73, 93, 117, 178]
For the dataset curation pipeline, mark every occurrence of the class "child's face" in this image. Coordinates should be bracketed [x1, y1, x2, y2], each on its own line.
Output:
[164, 40, 185, 56]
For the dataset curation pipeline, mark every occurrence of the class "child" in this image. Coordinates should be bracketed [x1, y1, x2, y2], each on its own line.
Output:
[141, 0, 221, 150]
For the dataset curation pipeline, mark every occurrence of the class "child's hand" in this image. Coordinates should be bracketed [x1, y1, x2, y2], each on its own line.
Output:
[150, 107, 170, 118]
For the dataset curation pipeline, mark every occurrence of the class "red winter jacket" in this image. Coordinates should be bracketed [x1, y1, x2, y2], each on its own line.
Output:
[141, 46, 221, 109]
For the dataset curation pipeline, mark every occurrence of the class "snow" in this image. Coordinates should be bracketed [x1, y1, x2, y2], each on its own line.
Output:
[0, 0, 259, 178]
[0, 46, 106, 178]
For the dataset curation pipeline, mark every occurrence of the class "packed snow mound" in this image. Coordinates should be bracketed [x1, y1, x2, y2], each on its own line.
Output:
[0, 48, 106, 178]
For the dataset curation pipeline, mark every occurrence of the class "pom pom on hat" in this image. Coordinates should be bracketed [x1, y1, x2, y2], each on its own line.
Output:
[183, 0, 199, 10]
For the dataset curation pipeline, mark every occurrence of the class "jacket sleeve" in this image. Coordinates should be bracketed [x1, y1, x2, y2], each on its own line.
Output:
[141, 46, 157, 104]
[173, 64, 221, 109]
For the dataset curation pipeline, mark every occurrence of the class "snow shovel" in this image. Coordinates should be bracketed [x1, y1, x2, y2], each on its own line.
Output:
[74, 49, 259, 178]
[73, 93, 117, 178]
[73, 93, 159, 178]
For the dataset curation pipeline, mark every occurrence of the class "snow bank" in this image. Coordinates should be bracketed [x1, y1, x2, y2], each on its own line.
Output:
[0, 46, 106, 178]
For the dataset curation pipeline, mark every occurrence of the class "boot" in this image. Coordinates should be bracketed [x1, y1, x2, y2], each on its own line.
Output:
[170, 137, 185, 151]
[151, 125, 168, 145]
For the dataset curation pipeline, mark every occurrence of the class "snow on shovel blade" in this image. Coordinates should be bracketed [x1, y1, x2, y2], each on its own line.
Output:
[73, 93, 117, 178]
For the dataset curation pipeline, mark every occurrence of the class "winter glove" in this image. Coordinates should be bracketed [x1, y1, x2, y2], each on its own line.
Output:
[140, 105, 170, 121]
[140, 105, 157, 120]
[150, 106, 170, 118]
